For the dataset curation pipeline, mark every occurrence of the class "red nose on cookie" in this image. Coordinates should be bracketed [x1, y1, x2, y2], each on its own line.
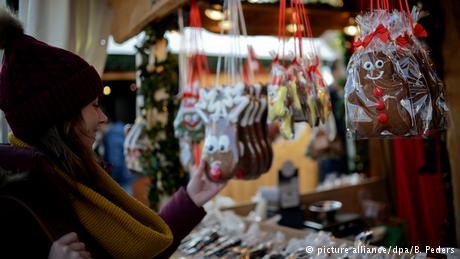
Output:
[210, 167, 222, 181]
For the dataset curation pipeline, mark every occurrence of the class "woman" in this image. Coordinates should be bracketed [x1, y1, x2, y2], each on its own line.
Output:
[0, 8, 224, 258]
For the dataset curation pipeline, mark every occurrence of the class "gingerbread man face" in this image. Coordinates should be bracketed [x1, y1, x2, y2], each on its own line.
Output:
[358, 52, 394, 85]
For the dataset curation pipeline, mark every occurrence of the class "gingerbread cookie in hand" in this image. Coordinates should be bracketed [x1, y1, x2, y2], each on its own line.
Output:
[347, 51, 413, 137]
[196, 85, 249, 182]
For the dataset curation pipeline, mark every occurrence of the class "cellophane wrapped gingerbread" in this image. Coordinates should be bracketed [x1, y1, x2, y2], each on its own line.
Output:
[174, 80, 205, 170]
[405, 7, 448, 132]
[346, 10, 416, 138]
[267, 62, 295, 139]
[195, 84, 249, 182]
[387, 10, 433, 135]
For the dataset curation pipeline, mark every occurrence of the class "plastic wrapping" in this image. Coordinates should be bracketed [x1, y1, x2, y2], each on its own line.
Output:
[286, 63, 308, 123]
[267, 63, 294, 139]
[408, 8, 449, 131]
[308, 65, 332, 127]
[347, 9, 449, 138]
[174, 82, 205, 169]
[346, 11, 415, 138]
[389, 10, 433, 135]
[124, 118, 151, 174]
[195, 84, 249, 182]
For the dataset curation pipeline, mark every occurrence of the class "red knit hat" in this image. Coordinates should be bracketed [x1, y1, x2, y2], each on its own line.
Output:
[0, 9, 103, 143]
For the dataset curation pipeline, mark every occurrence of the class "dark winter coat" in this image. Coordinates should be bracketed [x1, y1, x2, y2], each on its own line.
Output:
[0, 144, 205, 258]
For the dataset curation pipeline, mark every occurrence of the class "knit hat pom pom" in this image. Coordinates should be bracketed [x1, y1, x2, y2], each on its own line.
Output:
[0, 8, 24, 49]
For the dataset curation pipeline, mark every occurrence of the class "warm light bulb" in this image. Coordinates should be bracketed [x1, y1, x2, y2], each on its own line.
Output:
[103, 86, 111, 95]
[344, 25, 359, 36]
[205, 9, 225, 21]
[286, 24, 304, 34]
[218, 20, 233, 30]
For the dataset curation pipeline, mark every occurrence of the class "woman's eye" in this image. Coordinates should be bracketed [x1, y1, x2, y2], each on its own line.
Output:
[375, 60, 384, 68]
[218, 135, 230, 152]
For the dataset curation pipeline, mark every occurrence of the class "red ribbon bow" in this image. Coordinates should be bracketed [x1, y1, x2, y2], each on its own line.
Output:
[353, 24, 391, 49]
[413, 23, 428, 38]
[182, 92, 199, 99]
[396, 33, 412, 47]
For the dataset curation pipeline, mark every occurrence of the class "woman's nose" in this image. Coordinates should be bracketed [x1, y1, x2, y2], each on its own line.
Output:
[100, 110, 108, 123]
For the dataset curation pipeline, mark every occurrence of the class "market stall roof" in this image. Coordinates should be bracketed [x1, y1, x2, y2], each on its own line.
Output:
[110, 0, 356, 44]
[109, 0, 187, 43]
[108, 29, 337, 61]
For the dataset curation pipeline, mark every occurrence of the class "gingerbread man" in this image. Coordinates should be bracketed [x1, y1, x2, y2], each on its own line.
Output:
[347, 51, 413, 137]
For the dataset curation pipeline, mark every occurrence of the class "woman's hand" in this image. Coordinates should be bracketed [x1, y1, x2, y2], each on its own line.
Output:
[48, 232, 92, 259]
[186, 162, 227, 207]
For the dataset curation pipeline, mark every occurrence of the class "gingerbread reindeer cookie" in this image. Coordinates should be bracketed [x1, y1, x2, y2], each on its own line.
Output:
[347, 51, 414, 137]
[235, 89, 260, 179]
[196, 84, 249, 182]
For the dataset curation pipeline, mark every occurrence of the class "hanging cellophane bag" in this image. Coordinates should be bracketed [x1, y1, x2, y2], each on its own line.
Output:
[124, 117, 151, 174]
[384, 0, 435, 136]
[297, 1, 332, 128]
[174, 0, 207, 171]
[345, 7, 417, 138]
[403, 4, 449, 132]
[267, 0, 295, 140]
[195, 0, 250, 182]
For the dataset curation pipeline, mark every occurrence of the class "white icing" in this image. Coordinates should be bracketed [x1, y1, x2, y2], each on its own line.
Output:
[363, 61, 374, 71]
[375, 59, 384, 69]
[195, 84, 250, 124]
[204, 135, 218, 154]
[366, 71, 384, 80]
[218, 135, 230, 152]
[248, 101, 258, 125]
[240, 101, 254, 127]
[239, 141, 245, 157]
[255, 97, 267, 122]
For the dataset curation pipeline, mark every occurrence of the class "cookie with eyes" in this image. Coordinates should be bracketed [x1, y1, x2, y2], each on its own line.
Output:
[174, 104, 204, 140]
[202, 117, 240, 182]
[347, 51, 413, 137]
[174, 88, 205, 141]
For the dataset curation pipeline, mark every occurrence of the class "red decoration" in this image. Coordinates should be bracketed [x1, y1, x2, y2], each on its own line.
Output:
[373, 87, 384, 97]
[376, 100, 385, 110]
[353, 24, 391, 49]
[378, 113, 389, 123]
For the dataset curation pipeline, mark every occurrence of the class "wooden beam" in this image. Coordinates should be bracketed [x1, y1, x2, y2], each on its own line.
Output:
[441, 0, 460, 247]
[199, 2, 351, 37]
[109, 0, 188, 43]
[102, 71, 136, 81]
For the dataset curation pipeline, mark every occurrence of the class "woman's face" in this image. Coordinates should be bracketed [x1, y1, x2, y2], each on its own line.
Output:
[78, 98, 108, 150]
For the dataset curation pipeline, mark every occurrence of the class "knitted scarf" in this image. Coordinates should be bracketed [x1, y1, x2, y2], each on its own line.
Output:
[9, 133, 173, 258]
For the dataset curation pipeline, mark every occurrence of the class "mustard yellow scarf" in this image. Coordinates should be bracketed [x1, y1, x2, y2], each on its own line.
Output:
[9, 133, 173, 259]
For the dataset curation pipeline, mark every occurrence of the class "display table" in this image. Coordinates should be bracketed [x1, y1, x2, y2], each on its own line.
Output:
[171, 214, 425, 258]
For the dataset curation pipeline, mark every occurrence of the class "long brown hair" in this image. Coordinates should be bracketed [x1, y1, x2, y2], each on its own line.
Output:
[33, 113, 102, 187]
